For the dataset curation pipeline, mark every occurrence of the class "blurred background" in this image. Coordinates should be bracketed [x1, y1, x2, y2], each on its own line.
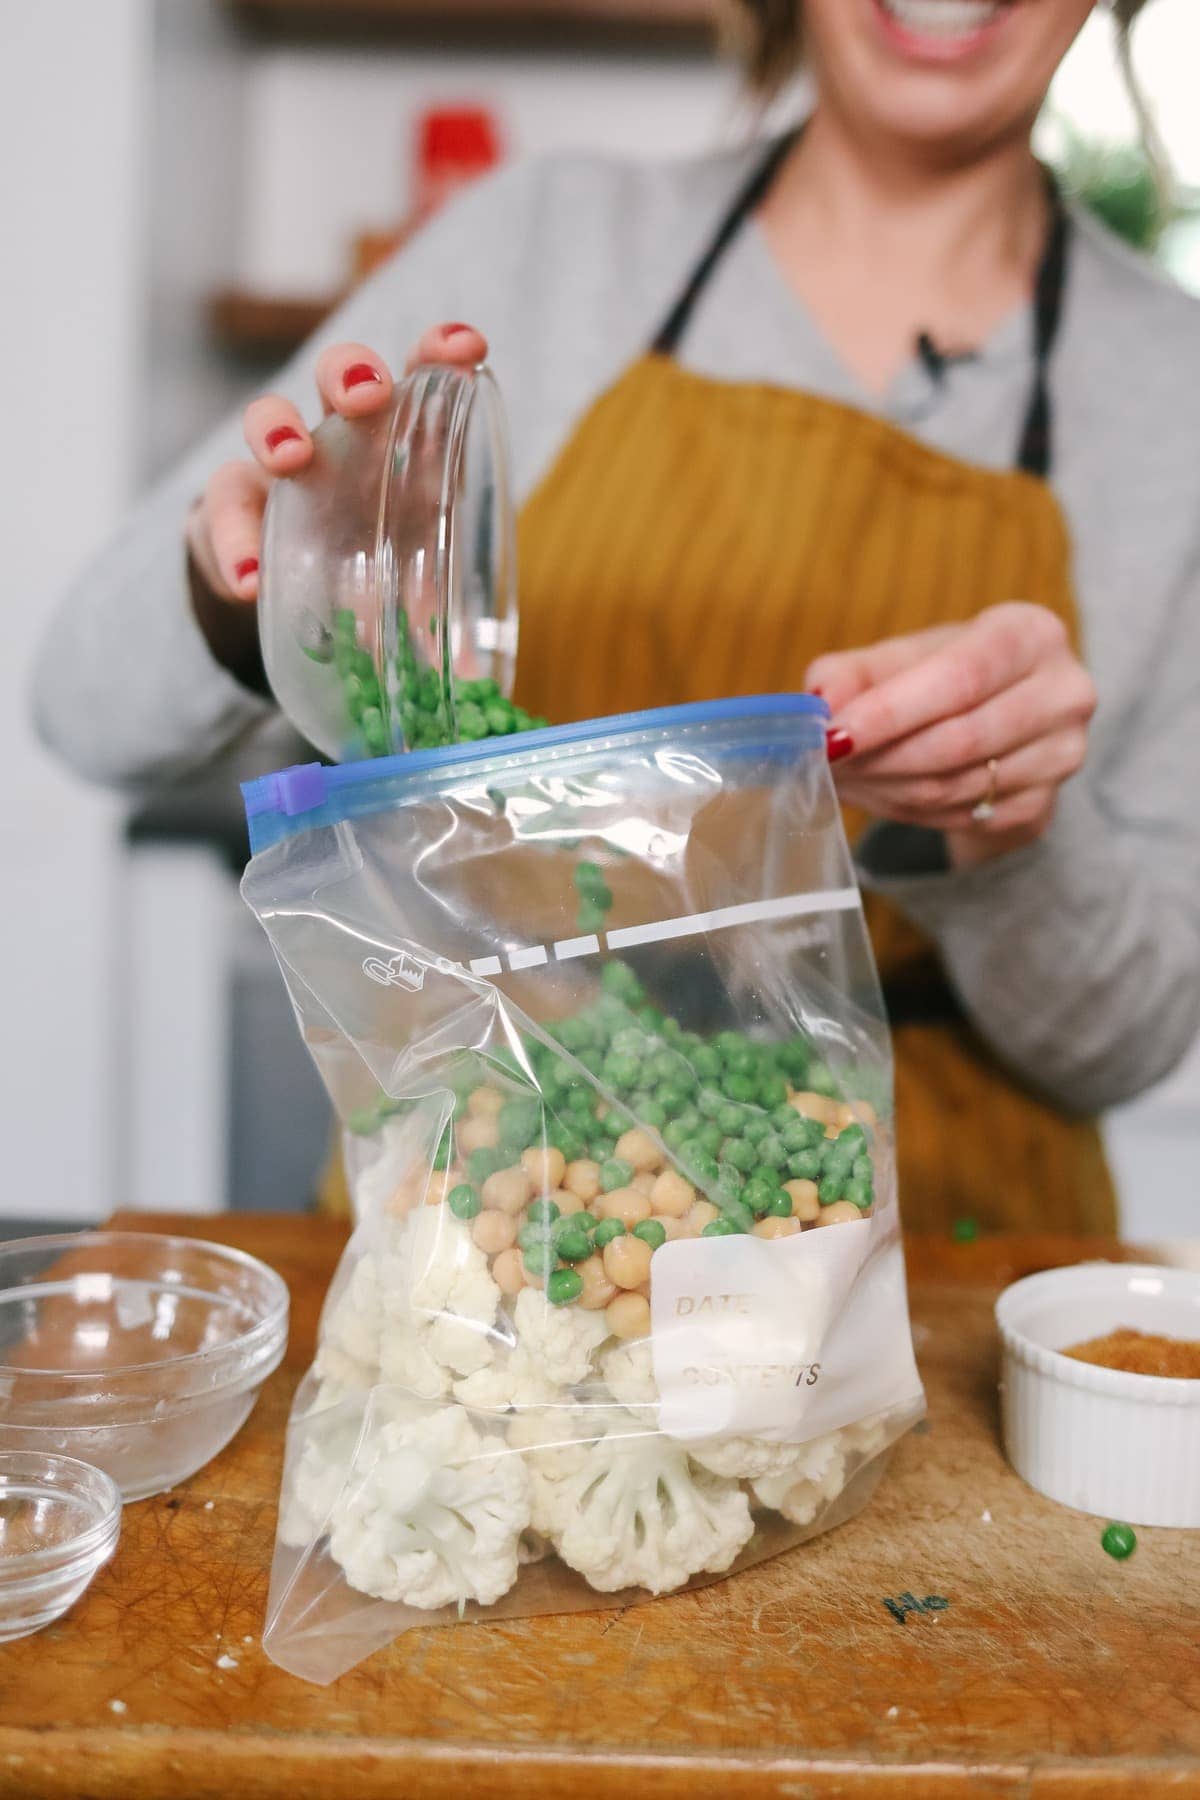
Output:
[3, 0, 1198, 1238]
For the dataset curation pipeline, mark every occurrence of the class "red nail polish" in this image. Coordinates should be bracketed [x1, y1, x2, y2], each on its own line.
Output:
[265, 425, 301, 451]
[810, 685, 824, 697]
[343, 362, 382, 389]
[234, 557, 259, 582]
[826, 728, 854, 763]
[443, 323, 473, 338]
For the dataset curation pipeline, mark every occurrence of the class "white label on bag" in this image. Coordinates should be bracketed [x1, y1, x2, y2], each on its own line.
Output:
[650, 1220, 923, 1442]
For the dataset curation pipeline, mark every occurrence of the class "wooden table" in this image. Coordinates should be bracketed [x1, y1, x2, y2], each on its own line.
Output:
[1, 1216, 1197, 1799]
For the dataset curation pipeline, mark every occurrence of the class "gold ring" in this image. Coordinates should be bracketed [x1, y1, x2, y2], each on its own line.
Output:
[971, 758, 1000, 824]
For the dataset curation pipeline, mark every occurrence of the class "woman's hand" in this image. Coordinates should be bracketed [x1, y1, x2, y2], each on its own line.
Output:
[187, 322, 488, 605]
[805, 603, 1097, 868]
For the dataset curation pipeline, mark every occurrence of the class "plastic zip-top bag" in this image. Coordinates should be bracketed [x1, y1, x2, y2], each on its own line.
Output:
[241, 696, 925, 1684]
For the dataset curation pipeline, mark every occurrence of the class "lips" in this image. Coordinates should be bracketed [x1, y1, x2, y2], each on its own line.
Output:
[873, 0, 1013, 58]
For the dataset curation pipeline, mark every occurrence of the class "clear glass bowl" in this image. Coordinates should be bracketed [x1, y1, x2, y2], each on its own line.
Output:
[260, 362, 518, 762]
[0, 1233, 289, 1501]
[0, 1452, 121, 1641]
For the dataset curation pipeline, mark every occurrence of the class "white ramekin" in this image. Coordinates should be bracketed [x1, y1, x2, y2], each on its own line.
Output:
[996, 1261, 1200, 1528]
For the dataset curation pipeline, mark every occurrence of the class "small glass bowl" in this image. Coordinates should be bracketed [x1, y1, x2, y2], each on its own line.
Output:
[0, 1232, 289, 1501]
[260, 362, 518, 762]
[0, 1452, 121, 1641]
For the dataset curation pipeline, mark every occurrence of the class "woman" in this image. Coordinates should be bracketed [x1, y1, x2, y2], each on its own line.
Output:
[34, 0, 1200, 1232]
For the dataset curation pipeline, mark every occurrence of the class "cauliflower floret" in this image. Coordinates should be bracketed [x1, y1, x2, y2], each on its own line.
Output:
[840, 1408, 894, 1463]
[453, 1347, 560, 1413]
[328, 1404, 530, 1611]
[278, 1407, 367, 1550]
[317, 1252, 384, 1376]
[308, 1343, 378, 1412]
[751, 1431, 847, 1525]
[513, 1286, 609, 1387]
[598, 1339, 659, 1409]
[509, 1407, 753, 1594]
[687, 1432, 826, 1482]
[379, 1327, 453, 1399]
[351, 1116, 418, 1219]
[384, 1208, 501, 1378]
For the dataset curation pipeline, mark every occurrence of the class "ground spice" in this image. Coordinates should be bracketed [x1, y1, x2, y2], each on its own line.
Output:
[1064, 1326, 1200, 1379]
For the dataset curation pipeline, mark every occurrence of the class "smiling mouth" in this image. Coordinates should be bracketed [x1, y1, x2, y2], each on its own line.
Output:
[874, 0, 1013, 48]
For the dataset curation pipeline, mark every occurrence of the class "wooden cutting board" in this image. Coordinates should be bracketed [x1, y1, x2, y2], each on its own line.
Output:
[0, 1215, 1196, 1799]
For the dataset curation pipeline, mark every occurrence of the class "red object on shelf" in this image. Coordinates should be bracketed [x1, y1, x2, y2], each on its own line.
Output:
[414, 105, 504, 215]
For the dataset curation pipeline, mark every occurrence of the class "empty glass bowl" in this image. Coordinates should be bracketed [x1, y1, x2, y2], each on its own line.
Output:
[0, 1452, 121, 1641]
[0, 1232, 289, 1500]
[259, 362, 518, 762]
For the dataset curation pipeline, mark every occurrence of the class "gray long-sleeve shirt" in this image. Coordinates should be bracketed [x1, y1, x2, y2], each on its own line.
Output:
[32, 142, 1200, 1117]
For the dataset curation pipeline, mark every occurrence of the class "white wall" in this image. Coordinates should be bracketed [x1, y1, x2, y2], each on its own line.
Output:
[0, 2, 152, 1221]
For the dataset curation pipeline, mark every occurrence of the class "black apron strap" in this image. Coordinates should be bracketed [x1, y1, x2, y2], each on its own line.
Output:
[651, 130, 800, 357]
[1016, 175, 1070, 478]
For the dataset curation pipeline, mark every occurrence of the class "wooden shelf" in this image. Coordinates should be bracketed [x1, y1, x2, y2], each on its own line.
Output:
[208, 288, 339, 356]
[226, 0, 716, 41]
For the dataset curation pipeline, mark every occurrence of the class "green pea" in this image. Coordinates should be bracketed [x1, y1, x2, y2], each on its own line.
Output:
[600, 960, 643, 1004]
[702, 1217, 741, 1237]
[346, 1106, 381, 1137]
[431, 1134, 453, 1171]
[555, 1230, 593, 1263]
[573, 860, 606, 893]
[636, 1004, 665, 1032]
[788, 1149, 823, 1182]
[818, 1177, 844, 1207]
[662, 1117, 695, 1152]
[518, 1222, 551, 1253]
[603, 1052, 641, 1089]
[842, 1179, 873, 1210]
[599, 1108, 628, 1140]
[547, 1124, 587, 1164]
[1101, 1522, 1136, 1560]
[633, 1219, 667, 1250]
[722, 1136, 758, 1174]
[766, 1190, 794, 1218]
[682, 1146, 720, 1184]
[521, 1240, 556, 1278]
[634, 1097, 667, 1131]
[547, 1267, 583, 1306]
[809, 1061, 838, 1097]
[696, 1087, 725, 1120]
[448, 1184, 481, 1221]
[744, 1170, 781, 1203]
[600, 1158, 634, 1193]
[952, 1217, 980, 1243]
[696, 1121, 725, 1157]
[499, 1099, 542, 1146]
[758, 1075, 788, 1111]
[718, 1199, 755, 1233]
[782, 1116, 823, 1152]
[527, 1197, 561, 1226]
[466, 1146, 506, 1185]
[656, 1080, 692, 1118]
[715, 1164, 746, 1203]
[769, 1104, 798, 1131]
[742, 1116, 771, 1144]
[576, 900, 608, 934]
[852, 1155, 874, 1182]
[691, 1046, 722, 1081]
[725, 1072, 757, 1104]
[756, 1133, 787, 1170]
[715, 1101, 745, 1138]
[593, 1217, 626, 1248]
[573, 1212, 599, 1236]
[836, 1124, 869, 1158]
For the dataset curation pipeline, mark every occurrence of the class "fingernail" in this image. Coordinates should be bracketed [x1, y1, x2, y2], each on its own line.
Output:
[826, 728, 854, 763]
[443, 323, 473, 338]
[810, 685, 824, 697]
[265, 425, 302, 451]
[343, 362, 382, 390]
[234, 556, 259, 582]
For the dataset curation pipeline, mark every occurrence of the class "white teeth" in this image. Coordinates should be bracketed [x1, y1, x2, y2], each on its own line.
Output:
[881, 0, 1003, 37]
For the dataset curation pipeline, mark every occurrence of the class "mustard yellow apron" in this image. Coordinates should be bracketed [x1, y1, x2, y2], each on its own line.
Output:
[510, 141, 1116, 1237]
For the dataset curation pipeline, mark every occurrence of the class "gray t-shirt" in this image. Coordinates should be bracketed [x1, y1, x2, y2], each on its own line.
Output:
[31, 142, 1200, 1118]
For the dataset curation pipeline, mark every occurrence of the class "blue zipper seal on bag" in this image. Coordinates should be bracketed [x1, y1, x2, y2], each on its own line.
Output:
[242, 692, 830, 852]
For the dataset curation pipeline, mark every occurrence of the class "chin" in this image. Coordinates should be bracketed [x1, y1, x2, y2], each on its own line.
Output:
[805, 0, 1094, 160]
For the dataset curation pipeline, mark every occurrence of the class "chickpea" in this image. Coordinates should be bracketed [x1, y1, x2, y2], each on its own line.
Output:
[753, 1216, 803, 1240]
[386, 1184, 419, 1220]
[789, 1091, 839, 1126]
[595, 1187, 652, 1229]
[472, 1210, 517, 1255]
[492, 1247, 526, 1295]
[467, 1086, 505, 1118]
[631, 1171, 658, 1198]
[651, 1170, 695, 1218]
[681, 1200, 719, 1237]
[551, 1187, 585, 1216]
[603, 1234, 653, 1290]
[564, 1159, 602, 1203]
[576, 1253, 618, 1311]
[457, 1114, 500, 1155]
[521, 1145, 566, 1193]
[481, 1167, 534, 1216]
[606, 1291, 651, 1340]
[816, 1200, 865, 1227]
[658, 1214, 689, 1241]
[784, 1178, 821, 1222]
[615, 1128, 663, 1173]
[519, 1252, 549, 1287]
[846, 1098, 879, 1130]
